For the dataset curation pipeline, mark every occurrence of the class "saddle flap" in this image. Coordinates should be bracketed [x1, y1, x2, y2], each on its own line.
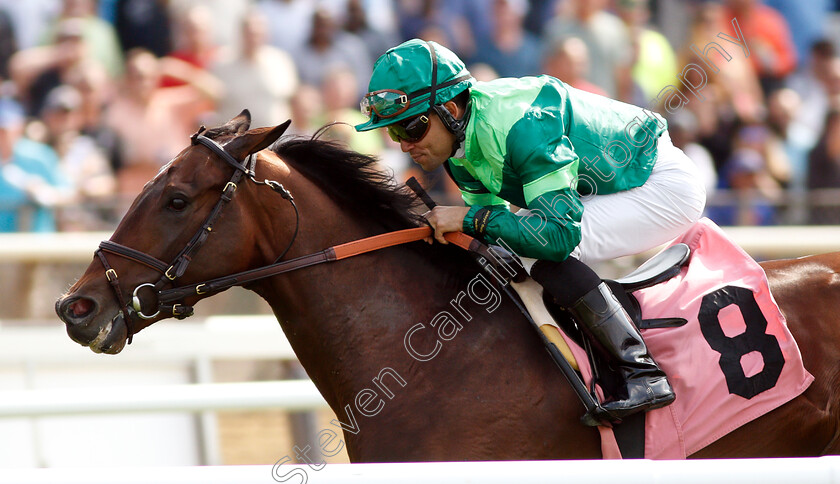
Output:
[615, 243, 691, 293]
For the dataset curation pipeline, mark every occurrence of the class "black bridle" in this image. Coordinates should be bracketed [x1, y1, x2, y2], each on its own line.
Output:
[94, 129, 298, 343]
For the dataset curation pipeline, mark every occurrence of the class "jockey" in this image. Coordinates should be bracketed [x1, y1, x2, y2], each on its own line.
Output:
[355, 39, 706, 420]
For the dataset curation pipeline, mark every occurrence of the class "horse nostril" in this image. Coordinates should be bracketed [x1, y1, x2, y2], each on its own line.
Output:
[69, 298, 94, 318]
[58, 296, 97, 323]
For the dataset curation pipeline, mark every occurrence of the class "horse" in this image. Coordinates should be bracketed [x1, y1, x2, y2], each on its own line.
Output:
[56, 112, 840, 461]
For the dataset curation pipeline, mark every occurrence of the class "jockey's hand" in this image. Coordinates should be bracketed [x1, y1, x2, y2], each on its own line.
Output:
[424, 206, 471, 244]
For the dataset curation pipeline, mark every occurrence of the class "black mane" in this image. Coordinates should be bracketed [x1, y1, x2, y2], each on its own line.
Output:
[270, 135, 479, 280]
[272, 136, 424, 232]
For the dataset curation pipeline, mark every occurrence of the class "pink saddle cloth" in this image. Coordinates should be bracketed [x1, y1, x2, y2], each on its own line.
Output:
[562, 218, 814, 459]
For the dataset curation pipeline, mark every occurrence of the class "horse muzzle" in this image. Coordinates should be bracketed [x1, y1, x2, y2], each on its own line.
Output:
[56, 295, 128, 354]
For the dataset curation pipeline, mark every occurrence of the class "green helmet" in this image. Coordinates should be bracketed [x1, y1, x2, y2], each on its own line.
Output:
[355, 39, 475, 132]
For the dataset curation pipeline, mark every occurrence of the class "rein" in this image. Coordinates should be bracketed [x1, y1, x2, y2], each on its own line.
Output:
[157, 227, 479, 305]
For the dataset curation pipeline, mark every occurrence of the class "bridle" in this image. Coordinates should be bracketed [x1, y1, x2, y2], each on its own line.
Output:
[92, 130, 490, 346]
[94, 128, 298, 343]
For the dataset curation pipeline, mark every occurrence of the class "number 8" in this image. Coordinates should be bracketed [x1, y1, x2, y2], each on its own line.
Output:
[698, 285, 785, 399]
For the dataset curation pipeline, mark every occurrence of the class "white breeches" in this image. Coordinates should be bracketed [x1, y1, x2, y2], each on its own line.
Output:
[520, 132, 707, 266]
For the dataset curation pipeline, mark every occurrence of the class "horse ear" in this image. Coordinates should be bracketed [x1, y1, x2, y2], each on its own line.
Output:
[226, 109, 252, 135]
[224, 119, 292, 159]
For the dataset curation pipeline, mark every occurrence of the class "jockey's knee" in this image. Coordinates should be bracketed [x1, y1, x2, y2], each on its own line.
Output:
[530, 257, 601, 308]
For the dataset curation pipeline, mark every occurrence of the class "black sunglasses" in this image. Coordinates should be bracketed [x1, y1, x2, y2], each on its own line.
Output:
[386, 112, 431, 143]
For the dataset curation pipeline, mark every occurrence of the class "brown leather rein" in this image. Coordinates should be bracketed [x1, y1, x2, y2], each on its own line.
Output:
[93, 131, 485, 344]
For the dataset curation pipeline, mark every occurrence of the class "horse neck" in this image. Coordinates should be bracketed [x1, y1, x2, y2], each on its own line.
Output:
[244, 163, 454, 404]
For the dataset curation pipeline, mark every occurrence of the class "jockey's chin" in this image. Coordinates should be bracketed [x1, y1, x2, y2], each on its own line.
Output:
[411, 152, 446, 172]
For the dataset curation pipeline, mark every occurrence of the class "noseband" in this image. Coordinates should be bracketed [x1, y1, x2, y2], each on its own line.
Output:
[94, 129, 298, 343]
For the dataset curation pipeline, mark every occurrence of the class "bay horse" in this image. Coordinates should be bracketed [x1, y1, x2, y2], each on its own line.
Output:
[56, 112, 840, 460]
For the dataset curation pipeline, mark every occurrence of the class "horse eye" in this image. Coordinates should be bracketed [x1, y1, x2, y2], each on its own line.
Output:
[168, 198, 188, 211]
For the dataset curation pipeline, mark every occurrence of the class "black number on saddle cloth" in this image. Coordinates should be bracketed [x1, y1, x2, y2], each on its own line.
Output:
[698, 285, 785, 399]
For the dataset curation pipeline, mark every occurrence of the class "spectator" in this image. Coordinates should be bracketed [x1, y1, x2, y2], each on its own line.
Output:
[0, 7, 17, 79]
[168, 0, 251, 51]
[722, 0, 798, 93]
[764, 0, 831, 68]
[40, 85, 116, 230]
[113, 0, 173, 57]
[0, 97, 71, 232]
[467, 63, 499, 83]
[104, 48, 219, 198]
[681, 3, 763, 169]
[0, 0, 59, 51]
[616, 0, 678, 104]
[543, 0, 632, 99]
[766, 86, 811, 222]
[64, 60, 123, 173]
[9, 18, 91, 117]
[256, 0, 316, 57]
[343, 0, 397, 62]
[807, 58, 840, 223]
[523, 0, 558, 37]
[767, 88, 808, 189]
[287, 83, 323, 137]
[668, 110, 718, 199]
[162, 5, 219, 88]
[541, 37, 608, 96]
[317, 66, 383, 156]
[42, 0, 124, 79]
[338, 0, 400, 40]
[788, 39, 837, 149]
[293, 8, 371, 99]
[715, 122, 789, 226]
[210, 9, 298, 129]
[468, 0, 542, 78]
[394, 0, 477, 59]
[449, 0, 494, 61]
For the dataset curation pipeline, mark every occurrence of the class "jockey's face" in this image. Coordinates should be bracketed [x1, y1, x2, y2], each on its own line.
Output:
[397, 101, 459, 172]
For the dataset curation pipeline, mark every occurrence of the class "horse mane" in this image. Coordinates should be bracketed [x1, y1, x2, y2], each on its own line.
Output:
[272, 135, 424, 232]
[270, 134, 480, 280]
[202, 121, 423, 233]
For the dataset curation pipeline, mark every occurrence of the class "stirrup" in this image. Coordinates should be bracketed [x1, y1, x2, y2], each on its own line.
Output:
[580, 404, 620, 428]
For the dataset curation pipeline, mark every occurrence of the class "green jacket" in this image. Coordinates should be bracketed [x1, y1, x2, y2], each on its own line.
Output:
[453, 76, 666, 261]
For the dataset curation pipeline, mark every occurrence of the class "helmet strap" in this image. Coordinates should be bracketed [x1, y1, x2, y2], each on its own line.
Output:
[424, 40, 472, 157]
[432, 98, 472, 158]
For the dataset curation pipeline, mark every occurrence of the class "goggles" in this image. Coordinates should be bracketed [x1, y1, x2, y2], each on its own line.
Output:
[360, 89, 412, 119]
[359, 75, 470, 120]
[386, 113, 431, 143]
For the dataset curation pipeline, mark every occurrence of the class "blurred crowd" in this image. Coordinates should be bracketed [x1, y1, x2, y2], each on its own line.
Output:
[2, 0, 840, 232]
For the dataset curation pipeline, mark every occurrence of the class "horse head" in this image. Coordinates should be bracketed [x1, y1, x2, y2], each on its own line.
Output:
[55, 110, 291, 354]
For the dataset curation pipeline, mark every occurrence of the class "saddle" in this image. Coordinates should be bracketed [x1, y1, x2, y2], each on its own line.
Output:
[474, 219, 813, 459]
[487, 243, 691, 399]
[489, 243, 691, 334]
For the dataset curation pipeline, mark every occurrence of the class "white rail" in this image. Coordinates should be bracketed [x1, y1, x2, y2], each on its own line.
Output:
[0, 315, 307, 467]
[0, 315, 291, 363]
[0, 227, 838, 262]
[0, 231, 111, 263]
[0, 380, 327, 417]
[3, 457, 840, 484]
[0, 316, 327, 416]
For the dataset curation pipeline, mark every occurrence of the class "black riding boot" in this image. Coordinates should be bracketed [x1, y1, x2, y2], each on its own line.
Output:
[569, 282, 675, 420]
